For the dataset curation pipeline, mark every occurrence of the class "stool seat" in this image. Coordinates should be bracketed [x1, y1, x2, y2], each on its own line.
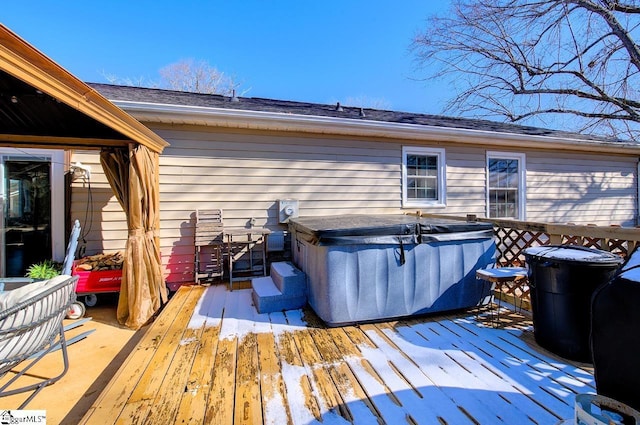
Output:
[476, 266, 528, 282]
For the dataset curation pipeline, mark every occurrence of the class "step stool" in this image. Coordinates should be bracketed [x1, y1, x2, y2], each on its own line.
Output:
[251, 261, 307, 314]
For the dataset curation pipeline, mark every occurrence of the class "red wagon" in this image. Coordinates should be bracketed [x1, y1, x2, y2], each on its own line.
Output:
[69, 261, 122, 318]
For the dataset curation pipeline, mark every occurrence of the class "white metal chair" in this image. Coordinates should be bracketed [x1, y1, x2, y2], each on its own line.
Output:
[0, 275, 78, 408]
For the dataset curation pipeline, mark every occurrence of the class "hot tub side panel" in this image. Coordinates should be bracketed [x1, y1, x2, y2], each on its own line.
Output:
[418, 238, 495, 313]
[297, 237, 495, 325]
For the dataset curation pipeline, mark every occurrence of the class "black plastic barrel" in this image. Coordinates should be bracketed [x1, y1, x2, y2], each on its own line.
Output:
[591, 249, 640, 411]
[523, 245, 623, 362]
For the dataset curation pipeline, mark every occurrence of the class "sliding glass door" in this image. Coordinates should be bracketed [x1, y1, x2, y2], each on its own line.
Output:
[0, 149, 64, 277]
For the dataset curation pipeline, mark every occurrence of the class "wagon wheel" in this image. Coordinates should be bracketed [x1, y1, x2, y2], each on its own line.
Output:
[67, 302, 86, 320]
[83, 294, 98, 307]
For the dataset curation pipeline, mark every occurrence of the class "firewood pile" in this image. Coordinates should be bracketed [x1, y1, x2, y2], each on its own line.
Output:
[75, 251, 124, 271]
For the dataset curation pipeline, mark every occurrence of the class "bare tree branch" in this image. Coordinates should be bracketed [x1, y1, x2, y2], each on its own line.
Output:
[158, 59, 240, 96]
[412, 0, 640, 140]
[100, 59, 244, 97]
[600, 1, 640, 14]
[571, 0, 640, 71]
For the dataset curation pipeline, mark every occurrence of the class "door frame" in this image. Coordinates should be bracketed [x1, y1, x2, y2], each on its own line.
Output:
[0, 148, 65, 276]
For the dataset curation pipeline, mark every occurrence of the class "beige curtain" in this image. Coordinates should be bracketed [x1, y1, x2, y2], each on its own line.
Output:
[100, 145, 167, 329]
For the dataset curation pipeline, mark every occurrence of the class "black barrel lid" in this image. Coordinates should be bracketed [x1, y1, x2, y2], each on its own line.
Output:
[523, 245, 624, 265]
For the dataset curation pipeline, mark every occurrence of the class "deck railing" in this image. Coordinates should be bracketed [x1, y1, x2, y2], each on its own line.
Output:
[410, 212, 640, 267]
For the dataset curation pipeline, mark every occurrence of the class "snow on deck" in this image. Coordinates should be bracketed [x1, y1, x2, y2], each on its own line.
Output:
[82, 284, 595, 424]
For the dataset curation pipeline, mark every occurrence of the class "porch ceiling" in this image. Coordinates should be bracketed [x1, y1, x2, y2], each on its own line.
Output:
[0, 69, 129, 146]
[0, 24, 168, 153]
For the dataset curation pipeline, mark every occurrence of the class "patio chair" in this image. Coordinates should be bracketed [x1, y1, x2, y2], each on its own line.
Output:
[0, 274, 78, 408]
[61, 219, 81, 276]
[61, 219, 88, 319]
[194, 209, 225, 283]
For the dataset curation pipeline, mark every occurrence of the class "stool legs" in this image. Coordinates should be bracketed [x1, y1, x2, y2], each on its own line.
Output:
[477, 279, 518, 327]
[476, 279, 501, 326]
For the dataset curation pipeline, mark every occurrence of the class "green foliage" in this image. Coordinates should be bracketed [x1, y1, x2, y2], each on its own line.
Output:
[26, 260, 61, 280]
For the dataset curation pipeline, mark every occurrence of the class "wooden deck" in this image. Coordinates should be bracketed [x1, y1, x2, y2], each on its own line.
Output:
[80, 284, 594, 424]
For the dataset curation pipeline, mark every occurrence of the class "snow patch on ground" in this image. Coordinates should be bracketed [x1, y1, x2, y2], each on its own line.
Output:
[186, 286, 591, 424]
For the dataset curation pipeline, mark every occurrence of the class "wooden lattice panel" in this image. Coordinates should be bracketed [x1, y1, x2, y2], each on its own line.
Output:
[563, 234, 603, 250]
[561, 235, 630, 258]
[500, 279, 530, 301]
[494, 227, 549, 267]
[495, 229, 632, 267]
[607, 238, 630, 257]
[410, 212, 636, 267]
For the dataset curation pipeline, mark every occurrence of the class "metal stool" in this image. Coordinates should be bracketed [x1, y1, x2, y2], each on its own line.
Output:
[476, 266, 528, 326]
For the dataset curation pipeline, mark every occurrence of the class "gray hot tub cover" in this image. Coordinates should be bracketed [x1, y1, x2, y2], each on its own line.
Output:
[288, 214, 494, 245]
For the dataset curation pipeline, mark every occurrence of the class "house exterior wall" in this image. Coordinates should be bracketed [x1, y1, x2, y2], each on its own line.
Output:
[526, 152, 637, 225]
[70, 124, 638, 285]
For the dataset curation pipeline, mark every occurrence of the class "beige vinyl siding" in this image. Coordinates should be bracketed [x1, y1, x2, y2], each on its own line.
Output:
[70, 128, 404, 284]
[73, 128, 491, 284]
[70, 126, 638, 285]
[526, 152, 637, 226]
[157, 128, 405, 284]
[441, 146, 487, 216]
[156, 127, 403, 226]
[69, 152, 127, 255]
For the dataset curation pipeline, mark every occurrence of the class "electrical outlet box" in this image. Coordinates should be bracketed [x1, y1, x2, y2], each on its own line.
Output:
[278, 199, 299, 223]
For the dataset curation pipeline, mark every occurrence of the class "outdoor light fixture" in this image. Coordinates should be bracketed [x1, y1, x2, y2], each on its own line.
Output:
[10, 96, 18, 104]
[70, 162, 91, 181]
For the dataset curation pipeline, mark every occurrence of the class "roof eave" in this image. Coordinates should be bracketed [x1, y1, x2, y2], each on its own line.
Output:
[114, 100, 640, 156]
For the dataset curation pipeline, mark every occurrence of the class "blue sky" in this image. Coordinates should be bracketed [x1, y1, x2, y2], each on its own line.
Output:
[3, 1, 452, 114]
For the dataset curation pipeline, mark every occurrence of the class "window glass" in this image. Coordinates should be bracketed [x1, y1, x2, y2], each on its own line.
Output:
[487, 154, 524, 219]
[402, 147, 445, 207]
[407, 154, 438, 200]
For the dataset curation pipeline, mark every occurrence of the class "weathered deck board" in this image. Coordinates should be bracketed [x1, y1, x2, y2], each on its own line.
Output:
[174, 284, 225, 424]
[205, 286, 240, 425]
[272, 312, 322, 424]
[415, 320, 558, 423]
[81, 286, 594, 425]
[256, 331, 291, 425]
[376, 321, 541, 424]
[81, 284, 205, 424]
[124, 286, 204, 423]
[443, 318, 581, 418]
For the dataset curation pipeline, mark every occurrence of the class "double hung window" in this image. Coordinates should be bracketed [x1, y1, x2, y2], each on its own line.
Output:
[487, 152, 525, 219]
[402, 147, 446, 207]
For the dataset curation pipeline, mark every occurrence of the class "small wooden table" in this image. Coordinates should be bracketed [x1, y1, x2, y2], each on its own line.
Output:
[224, 228, 271, 290]
[476, 267, 528, 326]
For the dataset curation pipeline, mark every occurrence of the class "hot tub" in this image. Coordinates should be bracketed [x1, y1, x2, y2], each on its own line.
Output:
[289, 215, 496, 325]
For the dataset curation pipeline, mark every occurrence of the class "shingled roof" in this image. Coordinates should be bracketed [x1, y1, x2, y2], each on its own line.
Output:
[90, 82, 631, 145]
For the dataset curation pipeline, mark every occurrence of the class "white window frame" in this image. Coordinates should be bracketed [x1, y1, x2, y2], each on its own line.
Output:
[486, 151, 526, 220]
[402, 146, 446, 208]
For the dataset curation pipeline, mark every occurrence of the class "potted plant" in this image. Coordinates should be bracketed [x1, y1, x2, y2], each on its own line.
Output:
[25, 260, 61, 281]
